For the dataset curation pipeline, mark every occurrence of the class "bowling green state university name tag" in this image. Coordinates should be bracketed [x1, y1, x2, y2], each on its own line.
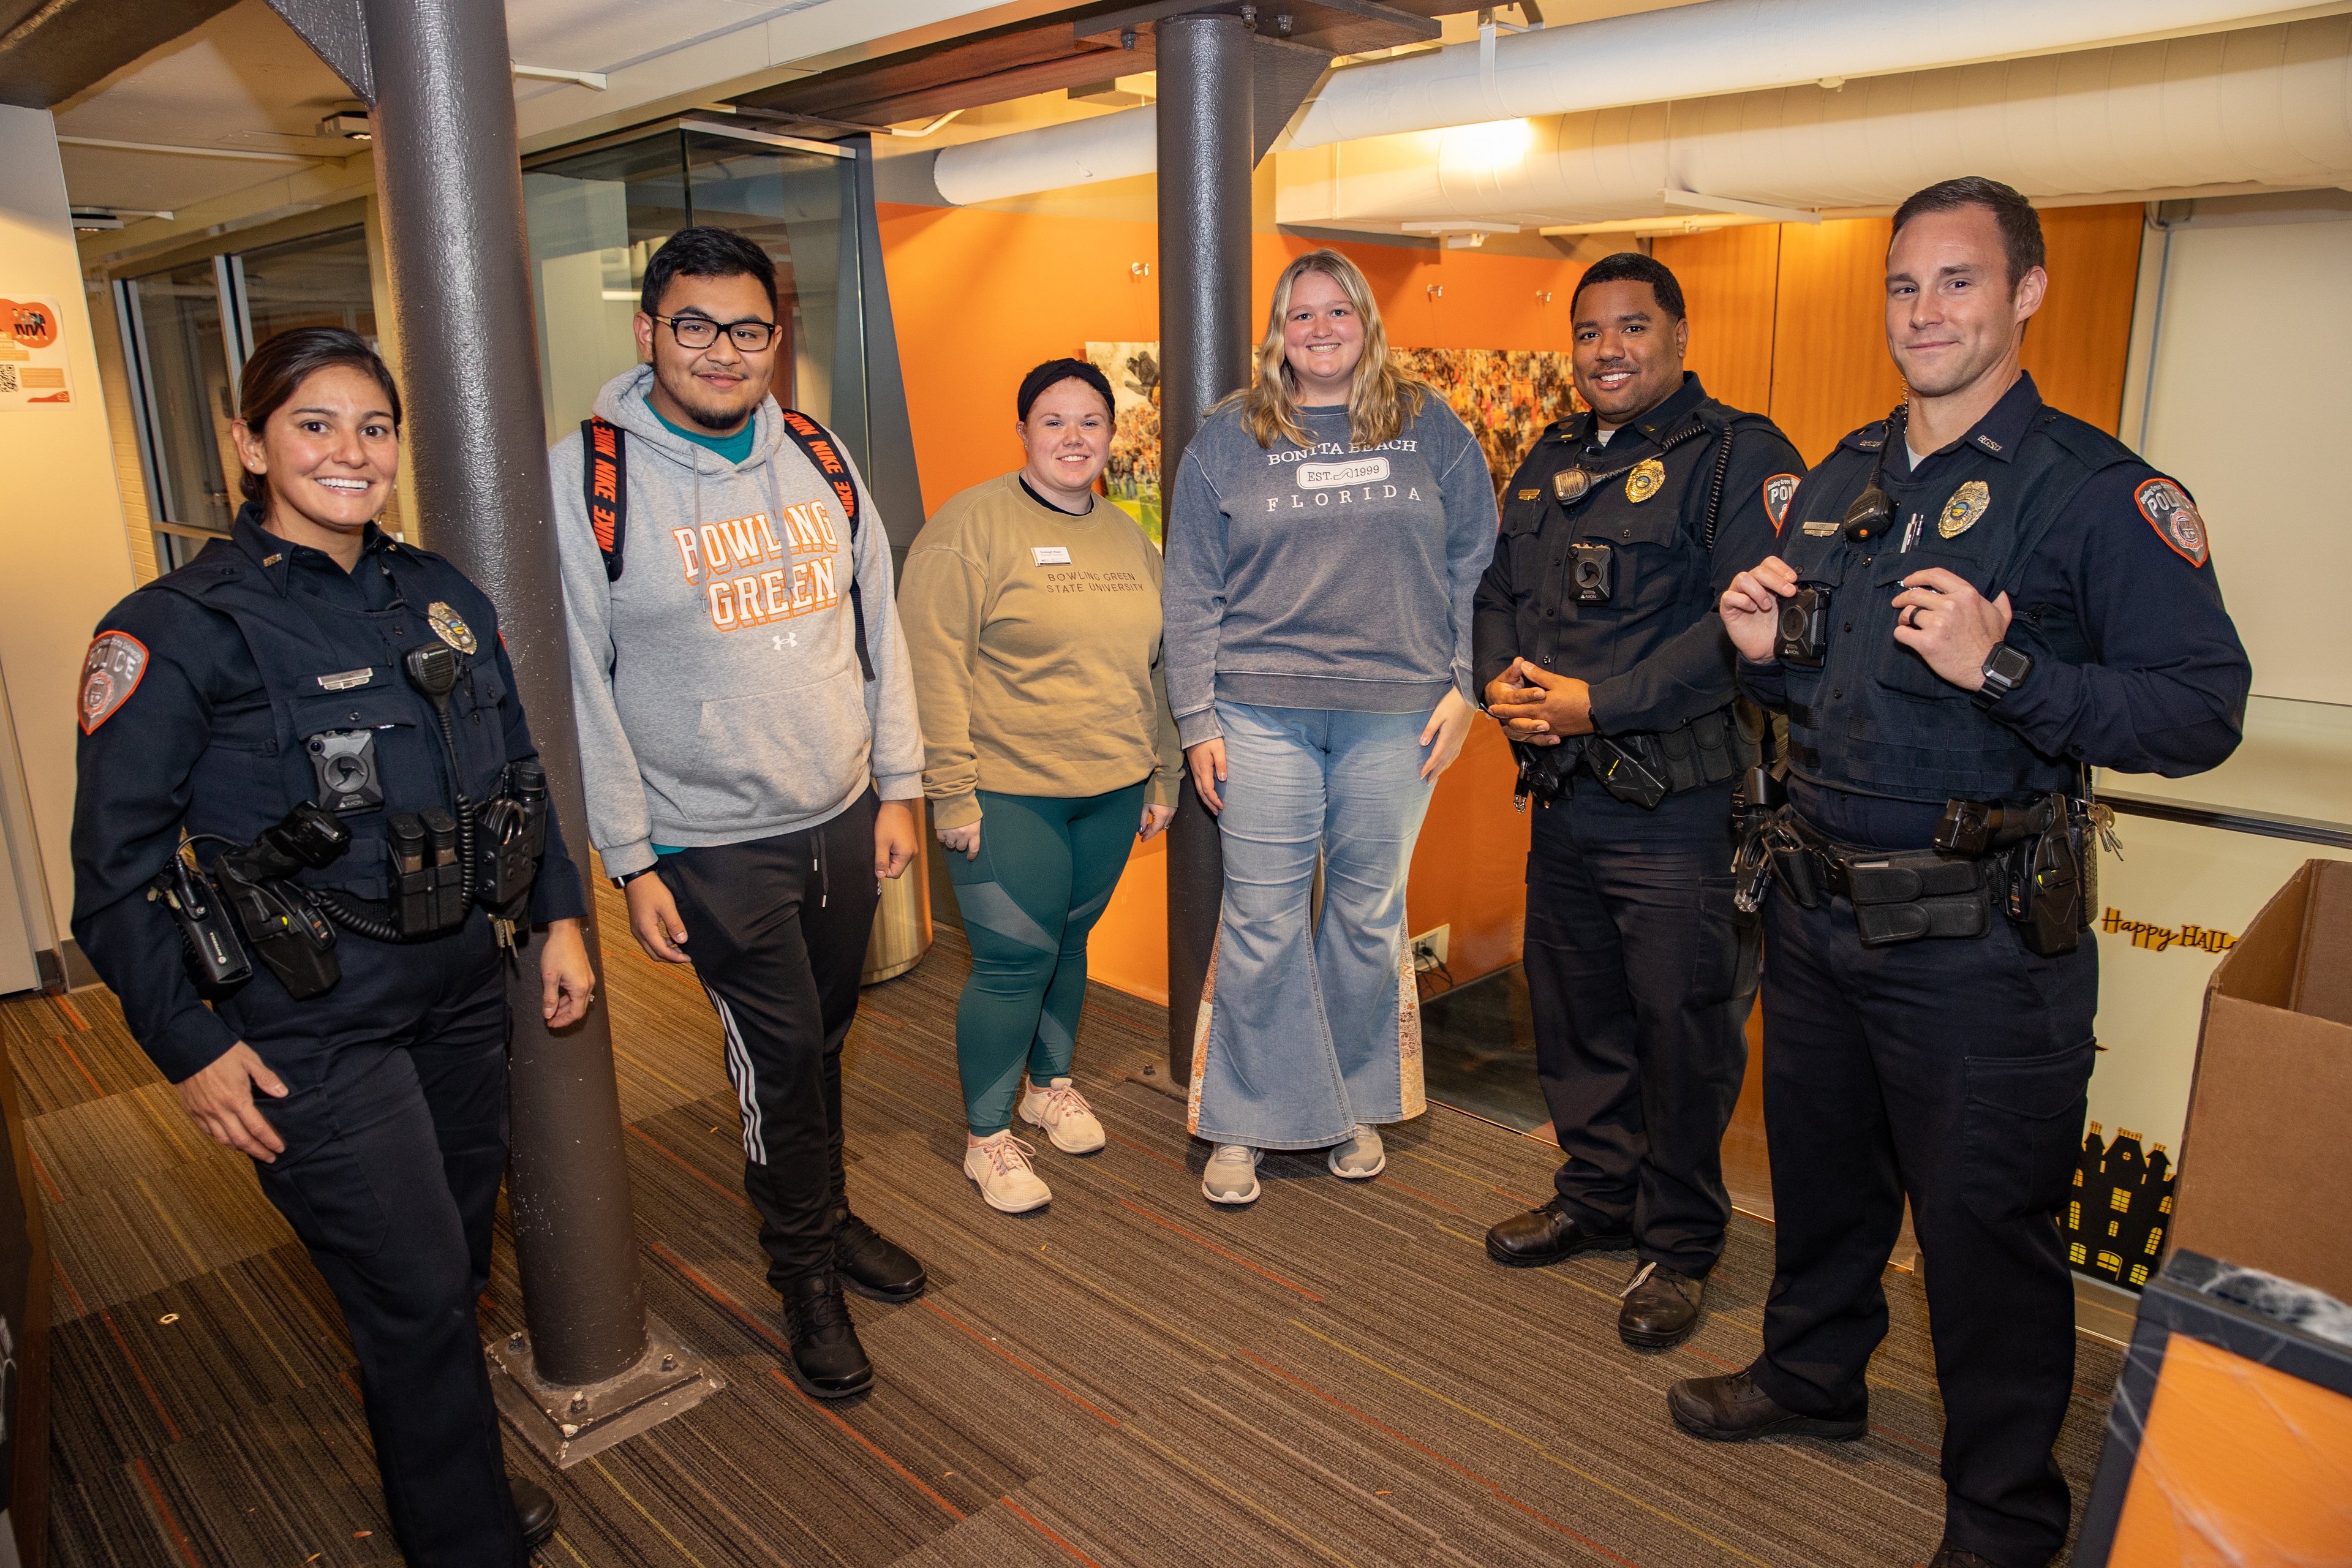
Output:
[1031, 546, 1072, 566]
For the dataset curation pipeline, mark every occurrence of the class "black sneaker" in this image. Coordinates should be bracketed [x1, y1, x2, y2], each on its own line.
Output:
[778, 1271, 873, 1399]
[832, 1206, 927, 1302]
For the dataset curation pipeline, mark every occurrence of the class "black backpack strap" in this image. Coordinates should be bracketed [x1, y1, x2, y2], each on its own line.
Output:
[774, 407, 875, 683]
[582, 417, 627, 582]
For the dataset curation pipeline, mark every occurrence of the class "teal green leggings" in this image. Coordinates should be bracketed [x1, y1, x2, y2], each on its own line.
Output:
[948, 782, 1147, 1137]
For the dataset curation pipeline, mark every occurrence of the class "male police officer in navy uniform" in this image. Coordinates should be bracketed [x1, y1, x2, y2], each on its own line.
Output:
[1681, 181, 2250, 1568]
[71, 329, 593, 1564]
[1474, 254, 1805, 1349]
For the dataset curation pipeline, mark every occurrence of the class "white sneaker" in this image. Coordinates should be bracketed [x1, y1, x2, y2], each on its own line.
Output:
[1327, 1125, 1385, 1180]
[964, 1132, 1050, 1213]
[1018, 1077, 1107, 1154]
[1202, 1144, 1263, 1205]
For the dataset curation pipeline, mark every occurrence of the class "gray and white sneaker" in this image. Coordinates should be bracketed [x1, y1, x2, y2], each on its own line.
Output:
[1202, 1143, 1263, 1205]
[1327, 1125, 1385, 1179]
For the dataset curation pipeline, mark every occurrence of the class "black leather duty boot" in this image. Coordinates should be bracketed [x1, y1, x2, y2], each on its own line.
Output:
[1667, 1368, 1866, 1441]
[832, 1205, 927, 1302]
[1618, 1262, 1706, 1350]
[511, 1475, 560, 1553]
[778, 1270, 874, 1399]
[1484, 1197, 1632, 1267]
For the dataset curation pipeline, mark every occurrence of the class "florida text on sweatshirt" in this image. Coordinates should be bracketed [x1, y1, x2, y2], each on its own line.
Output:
[1161, 399, 1499, 747]
[551, 366, 923, 878]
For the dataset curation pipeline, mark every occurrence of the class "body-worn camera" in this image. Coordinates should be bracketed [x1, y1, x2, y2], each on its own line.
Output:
[308, 729, 383, 814]
[1569, 541, 1614, 604]
[1776, 584, 1833, 666]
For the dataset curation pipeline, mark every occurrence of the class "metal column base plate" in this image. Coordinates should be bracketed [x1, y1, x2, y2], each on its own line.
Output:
[486, 1313, 724, 1468]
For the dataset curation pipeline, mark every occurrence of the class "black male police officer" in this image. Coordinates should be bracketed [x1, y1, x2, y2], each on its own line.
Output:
[1678, 181, 2249, 1568]
[1474, 254, 1804, 1348]
[70, 329, 594, 1566]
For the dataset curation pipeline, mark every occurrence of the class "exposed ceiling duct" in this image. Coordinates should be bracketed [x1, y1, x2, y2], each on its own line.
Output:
[1282, 18, 2352, 232]
[928, 0, 2352, 208]
[932, 100, 1156, 206]
[1286, 0, 2346, 149]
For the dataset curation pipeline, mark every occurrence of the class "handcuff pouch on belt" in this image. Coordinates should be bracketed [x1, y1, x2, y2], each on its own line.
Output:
[1736, 806, 1989, 947]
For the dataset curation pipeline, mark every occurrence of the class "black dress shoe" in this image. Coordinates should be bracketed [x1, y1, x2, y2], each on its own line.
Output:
[511, 1475, 559, 1553]
[1485, 1198, 1632, 1267]
[832, 1207, 927, 1302]
[1667, 1368, 1866, 1441]
[1618, 1262, 1705, 1350]
[779, 1270, 873, 1399]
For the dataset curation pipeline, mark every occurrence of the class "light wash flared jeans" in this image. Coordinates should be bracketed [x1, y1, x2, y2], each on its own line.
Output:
[1188, 701, 1436, 1150]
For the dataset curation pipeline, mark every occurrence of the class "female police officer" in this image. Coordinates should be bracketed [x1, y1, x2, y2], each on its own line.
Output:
[70, 327, 594, 1565]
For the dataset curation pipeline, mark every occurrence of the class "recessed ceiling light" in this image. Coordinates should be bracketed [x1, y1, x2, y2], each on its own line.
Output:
[317, 111, 372, 141]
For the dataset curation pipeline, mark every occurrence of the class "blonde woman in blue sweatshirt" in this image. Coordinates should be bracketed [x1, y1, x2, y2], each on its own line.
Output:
[1163, 249, 1498, 1207]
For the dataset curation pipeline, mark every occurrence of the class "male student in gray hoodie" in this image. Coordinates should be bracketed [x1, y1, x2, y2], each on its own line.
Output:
[551, 227, 926, 1399]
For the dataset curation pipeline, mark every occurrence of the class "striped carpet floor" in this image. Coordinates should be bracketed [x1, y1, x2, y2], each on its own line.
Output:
[18, 881, 2123, 1567]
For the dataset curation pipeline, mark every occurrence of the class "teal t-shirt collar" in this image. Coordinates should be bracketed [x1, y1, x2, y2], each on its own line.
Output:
[647, 394, 756, 466]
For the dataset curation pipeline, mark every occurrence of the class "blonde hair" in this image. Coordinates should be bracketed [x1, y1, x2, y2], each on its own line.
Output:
[1226, 249, 1425, 451]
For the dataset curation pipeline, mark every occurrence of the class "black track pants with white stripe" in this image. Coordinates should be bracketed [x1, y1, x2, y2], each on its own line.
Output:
[655, 791, 880, 1287]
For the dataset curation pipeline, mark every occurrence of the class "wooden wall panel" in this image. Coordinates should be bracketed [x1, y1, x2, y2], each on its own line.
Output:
[1653, 223, 1781, 417]
[2021, 203, 2144, 434]
[1769, 217, 1904, 466]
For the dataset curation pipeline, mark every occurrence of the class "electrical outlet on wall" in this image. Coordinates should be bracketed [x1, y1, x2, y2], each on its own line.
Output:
[1411, 924, 1450, 970]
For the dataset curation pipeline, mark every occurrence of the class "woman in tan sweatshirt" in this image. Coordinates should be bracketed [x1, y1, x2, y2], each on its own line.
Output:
[898, 358, 1180, 1213]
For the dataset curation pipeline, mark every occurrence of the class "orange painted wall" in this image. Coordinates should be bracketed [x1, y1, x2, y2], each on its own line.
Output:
[876, 205, 1586, 1001]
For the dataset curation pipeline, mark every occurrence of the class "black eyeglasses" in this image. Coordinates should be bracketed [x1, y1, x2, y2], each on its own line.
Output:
[655, 313, 780, 352]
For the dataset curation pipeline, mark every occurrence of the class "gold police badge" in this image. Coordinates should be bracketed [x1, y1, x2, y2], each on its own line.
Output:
[427, 601, 478, 655]
[1938, 480, 1991, 540]
[1625, 458, 1665, 503]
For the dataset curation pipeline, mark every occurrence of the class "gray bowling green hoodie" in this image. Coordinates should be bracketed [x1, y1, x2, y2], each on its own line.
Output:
[552, 364, 921, 880]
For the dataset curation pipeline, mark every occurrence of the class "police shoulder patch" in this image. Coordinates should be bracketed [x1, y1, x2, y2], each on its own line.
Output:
[2135, 477, 2209, 567]
[1762, 473, 1800, 535]
[80, 631, 148, 734]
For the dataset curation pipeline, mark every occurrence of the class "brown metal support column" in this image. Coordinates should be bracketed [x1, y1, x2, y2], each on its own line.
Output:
[265, 0, 715, 1463]
[1157, 10, 1255, 1088]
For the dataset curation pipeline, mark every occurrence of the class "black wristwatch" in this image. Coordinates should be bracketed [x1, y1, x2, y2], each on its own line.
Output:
[1973, 641, 2034, 710]
[610, 865, 657, 890]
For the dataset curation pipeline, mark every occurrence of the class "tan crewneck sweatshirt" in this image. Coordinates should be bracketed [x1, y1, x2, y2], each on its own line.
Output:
[899, 472, 1181, 830]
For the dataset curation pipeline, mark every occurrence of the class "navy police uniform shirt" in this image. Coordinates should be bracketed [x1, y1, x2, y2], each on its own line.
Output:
[69, 508, 587, 1083]
[1473, 372, 1806, 735]
[1739, 374, 2251, 847]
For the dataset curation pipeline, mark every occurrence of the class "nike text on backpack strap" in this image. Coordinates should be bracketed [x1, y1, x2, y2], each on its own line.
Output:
[774, 407, 876, 683]
[583, 417, 627, 582]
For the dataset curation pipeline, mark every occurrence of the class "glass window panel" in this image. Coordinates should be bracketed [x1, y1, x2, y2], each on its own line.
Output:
[682, 131, 867, 461]
[126, 262, 237, 535]
[239, 225, 377, 347]
[522, 131, 690, 437]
